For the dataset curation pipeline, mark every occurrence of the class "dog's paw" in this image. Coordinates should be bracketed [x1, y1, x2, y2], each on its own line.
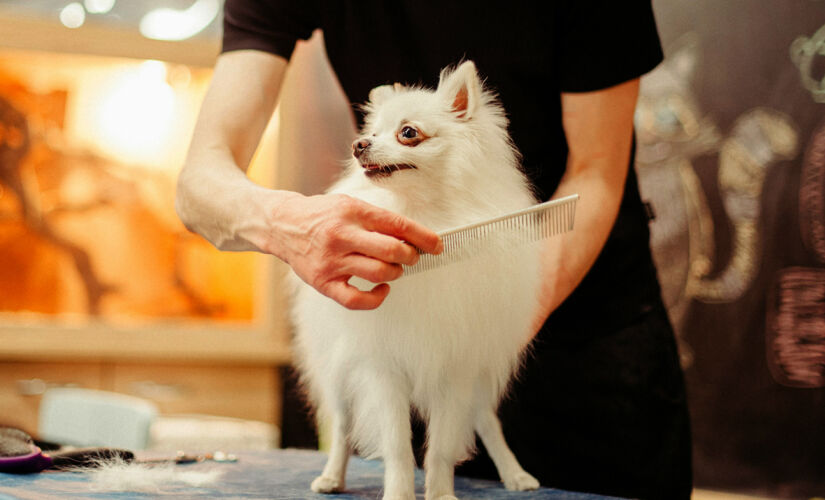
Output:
[502, 470, 540, 491]
[430, 496, 458, 500]
[311, 475, 345, 493]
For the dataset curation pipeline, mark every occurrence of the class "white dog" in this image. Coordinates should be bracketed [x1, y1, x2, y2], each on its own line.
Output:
[290, 61, 542, 500]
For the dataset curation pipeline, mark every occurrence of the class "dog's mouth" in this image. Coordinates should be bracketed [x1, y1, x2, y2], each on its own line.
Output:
[362, 163, 417, 178]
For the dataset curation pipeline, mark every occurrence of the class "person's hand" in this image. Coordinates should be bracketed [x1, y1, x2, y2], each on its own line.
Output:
[261, 192, 442, 310]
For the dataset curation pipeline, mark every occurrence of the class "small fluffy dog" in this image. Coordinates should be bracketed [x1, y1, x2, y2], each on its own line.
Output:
[290, 61, 542, 500]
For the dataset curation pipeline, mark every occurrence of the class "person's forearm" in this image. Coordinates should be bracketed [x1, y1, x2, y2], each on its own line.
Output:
[176, 50, 288, 252]
[529, 79, 639, 333]
[529, 164, 627, 333]
[176, 152, 281, 252]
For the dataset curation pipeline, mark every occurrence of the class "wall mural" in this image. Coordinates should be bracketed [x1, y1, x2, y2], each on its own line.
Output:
[0, 54, 258, 322]
[769, 116, 825, 390]
[640, 0, 824, 496]
[635, 34, 717, 367]
[0, 94, 112, 314]
[791, 22, 825, 104]
[637, 35, 801, 367]
[799, 117, 825, 263]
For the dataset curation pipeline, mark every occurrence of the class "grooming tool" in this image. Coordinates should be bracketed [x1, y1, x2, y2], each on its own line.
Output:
[0, 427, 238, 474]
[403, 193, 579, 275]
[140, 450, 238, 465]
[0, 427, 134, 474]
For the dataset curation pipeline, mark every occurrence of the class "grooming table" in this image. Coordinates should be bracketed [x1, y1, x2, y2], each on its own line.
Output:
[0, 448, 620, 499]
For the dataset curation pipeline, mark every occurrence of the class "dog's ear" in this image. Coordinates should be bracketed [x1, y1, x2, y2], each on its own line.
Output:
[437, 61, 482, 120]
[368, 84, 396, 106]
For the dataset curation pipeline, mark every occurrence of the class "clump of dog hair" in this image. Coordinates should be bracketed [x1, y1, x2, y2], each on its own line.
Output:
[81, 456, 223, 494]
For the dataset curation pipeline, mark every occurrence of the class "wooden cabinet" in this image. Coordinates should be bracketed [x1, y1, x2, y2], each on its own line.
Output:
[110, 363, 281, 425]
[0, 262, 293, 440]
[0, 362, 104, 436]
[0, 248, 293, 439]
[0, 360, 283, 439]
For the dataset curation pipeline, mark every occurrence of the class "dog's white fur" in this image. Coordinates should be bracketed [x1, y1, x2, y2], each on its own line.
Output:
[290, 61, 542, 500]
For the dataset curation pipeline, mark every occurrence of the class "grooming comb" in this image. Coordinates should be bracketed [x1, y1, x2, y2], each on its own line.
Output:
[403, 193, 579, 276]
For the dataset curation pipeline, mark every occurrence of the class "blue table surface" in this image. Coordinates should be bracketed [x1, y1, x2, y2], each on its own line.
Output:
[0, 449, 622, 499]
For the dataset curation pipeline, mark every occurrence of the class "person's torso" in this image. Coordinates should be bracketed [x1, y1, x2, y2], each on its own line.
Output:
[314, 2, 663, 334]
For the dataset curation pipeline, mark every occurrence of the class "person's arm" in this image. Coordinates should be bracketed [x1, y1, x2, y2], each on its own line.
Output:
[530, 78, 640, 332]
[176, 50, 442, 310]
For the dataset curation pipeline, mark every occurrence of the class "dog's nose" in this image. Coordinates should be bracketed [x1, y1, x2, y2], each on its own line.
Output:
[352, 138, 370, 158]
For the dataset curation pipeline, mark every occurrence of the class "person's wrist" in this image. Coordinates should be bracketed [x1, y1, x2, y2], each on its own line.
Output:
[237, 188, 304, 258]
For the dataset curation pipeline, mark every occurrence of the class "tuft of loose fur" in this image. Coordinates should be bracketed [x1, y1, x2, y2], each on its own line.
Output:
[290, 60, 542, 500]
[79, 457, 223, 494]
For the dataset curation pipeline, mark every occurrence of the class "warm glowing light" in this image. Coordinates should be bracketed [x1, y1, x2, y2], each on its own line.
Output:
[60, 2, 86, 29]
[167, 65, 192, 89]
[84, 0, 116, 14]
[91, 60, 177, 168]
[139, 0, 220, 41]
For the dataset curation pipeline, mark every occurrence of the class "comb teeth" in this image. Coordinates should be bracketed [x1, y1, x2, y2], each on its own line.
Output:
[403, 194, 578, 276]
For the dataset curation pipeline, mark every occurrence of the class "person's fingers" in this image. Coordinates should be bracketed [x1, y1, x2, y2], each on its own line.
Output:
[353, 231, 421, 266]
[357, 204, 443, 255]
[339, 254, 405, 283]
[277, 194, 439, 309]
[323, 280, 390, 310]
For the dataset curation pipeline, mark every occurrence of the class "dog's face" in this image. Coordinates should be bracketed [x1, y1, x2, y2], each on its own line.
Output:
[351, 61, 491, 185]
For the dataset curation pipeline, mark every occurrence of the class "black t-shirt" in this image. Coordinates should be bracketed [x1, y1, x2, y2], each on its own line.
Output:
[222, 1, 665, 335]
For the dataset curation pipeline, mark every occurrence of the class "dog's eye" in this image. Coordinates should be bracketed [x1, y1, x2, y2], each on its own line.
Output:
[400, 126, 417, 139]
[397, 125, 424, 146]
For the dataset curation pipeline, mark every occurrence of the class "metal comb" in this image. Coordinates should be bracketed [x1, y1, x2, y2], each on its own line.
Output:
[403, 194, 579, 276]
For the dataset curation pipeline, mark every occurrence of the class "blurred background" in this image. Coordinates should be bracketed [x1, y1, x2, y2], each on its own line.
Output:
[0, 1, 822, 498]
